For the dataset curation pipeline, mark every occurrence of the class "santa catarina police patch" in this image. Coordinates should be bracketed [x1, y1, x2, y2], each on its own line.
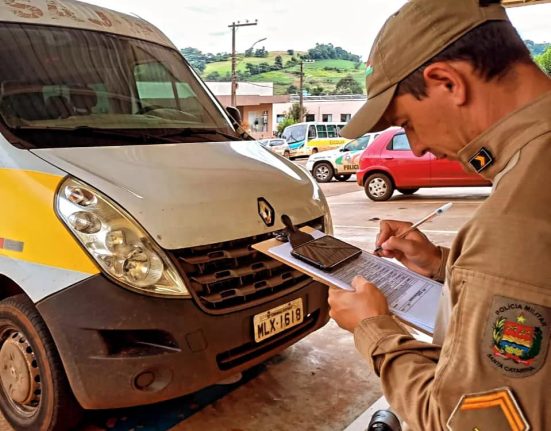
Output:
[484, 296, 550, 378]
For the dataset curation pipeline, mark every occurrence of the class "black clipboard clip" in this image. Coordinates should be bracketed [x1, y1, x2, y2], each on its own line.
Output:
[280, 214, 314, 249]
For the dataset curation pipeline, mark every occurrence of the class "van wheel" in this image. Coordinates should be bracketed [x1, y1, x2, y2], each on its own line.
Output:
[312, 162, 334, 183]
[397, 188, 419, 195]
[335, 174, 352, 182]
[364, 173, 394, 201]
[0, 295, 82, 431]
[283, 150, 290, 158]
[311, 148, 318, 154]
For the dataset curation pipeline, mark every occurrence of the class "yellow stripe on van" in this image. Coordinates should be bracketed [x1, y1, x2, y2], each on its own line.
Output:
[0, 168, 99, 275]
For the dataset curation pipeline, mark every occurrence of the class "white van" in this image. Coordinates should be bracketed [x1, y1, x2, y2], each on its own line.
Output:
[0, 2, 332, 429]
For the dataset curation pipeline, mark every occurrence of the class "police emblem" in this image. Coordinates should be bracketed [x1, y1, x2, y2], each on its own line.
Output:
[484, 296, 550, 378]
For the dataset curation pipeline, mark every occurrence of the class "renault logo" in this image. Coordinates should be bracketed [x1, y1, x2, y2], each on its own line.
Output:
[257, 198, 275, 227]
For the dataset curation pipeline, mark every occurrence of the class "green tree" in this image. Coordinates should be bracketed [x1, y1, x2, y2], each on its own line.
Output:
[181, 47, 206, 73]
[334, 75, 363, 95]
[287, 102, 308, 122]
[311, 85, 325, 95]
[287, 49, 295, 55]
[277, 117, 295, 135]
[205, 71, 221, 81]
[536, 46, 551, 75]
[274, 55, 283, 69]
[287, 84, 298, 94]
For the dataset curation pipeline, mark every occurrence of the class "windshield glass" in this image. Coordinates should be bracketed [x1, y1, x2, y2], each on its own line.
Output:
[0, 23, 237, 148]
[282, 124, 306, 144]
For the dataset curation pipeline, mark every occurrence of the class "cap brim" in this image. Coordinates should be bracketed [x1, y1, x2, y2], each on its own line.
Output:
[340, 84, 397, 138]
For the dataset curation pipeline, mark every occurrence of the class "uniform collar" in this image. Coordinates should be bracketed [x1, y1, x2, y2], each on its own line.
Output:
[458, 91, 551, 181]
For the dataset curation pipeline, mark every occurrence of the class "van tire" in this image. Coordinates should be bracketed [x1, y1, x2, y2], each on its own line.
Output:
[312, 162, 334, 183]
[364, 173, 394, 201]
[0, 295, 82, 431]
[311, 148, 318, 154]
[283, 150, 290, 158]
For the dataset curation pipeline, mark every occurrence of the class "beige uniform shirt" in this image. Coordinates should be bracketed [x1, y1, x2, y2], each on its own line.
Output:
[354, 91, 551, 431]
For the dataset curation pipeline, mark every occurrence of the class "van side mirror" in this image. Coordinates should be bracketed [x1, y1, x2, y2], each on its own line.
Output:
[225, 106, 242, 125]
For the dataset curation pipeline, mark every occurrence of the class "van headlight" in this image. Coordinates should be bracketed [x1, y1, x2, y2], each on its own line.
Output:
[56, 177, 189, 297]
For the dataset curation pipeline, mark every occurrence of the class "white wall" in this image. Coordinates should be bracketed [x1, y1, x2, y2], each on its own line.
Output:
[273, 98, 367, 133]
[205, 82, 274, 96]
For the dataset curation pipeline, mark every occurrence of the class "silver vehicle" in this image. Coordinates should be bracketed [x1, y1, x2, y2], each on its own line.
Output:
[306, 133, 380, 182]
[259, 138, 291, 158]
[0, 1, 332, 429]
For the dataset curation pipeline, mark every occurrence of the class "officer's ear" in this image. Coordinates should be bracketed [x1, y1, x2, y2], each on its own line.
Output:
[422, 62, 468, 107]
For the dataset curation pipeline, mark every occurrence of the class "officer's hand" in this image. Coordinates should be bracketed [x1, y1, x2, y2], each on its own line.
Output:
[375, 219, 441, 278]
[328, 276, 390, 332]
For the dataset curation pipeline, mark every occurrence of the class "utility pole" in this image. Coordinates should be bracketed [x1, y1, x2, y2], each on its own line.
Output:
[228, 20, 258, 107]
[299, 59, 314, 122]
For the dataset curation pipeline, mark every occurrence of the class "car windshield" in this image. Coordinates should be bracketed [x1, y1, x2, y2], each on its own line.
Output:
[345, 135, 372, 151]
[0, 23, 237, 148]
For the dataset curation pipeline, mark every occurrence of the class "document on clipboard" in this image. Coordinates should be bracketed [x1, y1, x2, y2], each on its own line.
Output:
[253, 228, 441, 335]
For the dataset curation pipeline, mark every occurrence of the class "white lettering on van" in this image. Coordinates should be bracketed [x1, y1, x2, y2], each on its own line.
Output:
[88, 10, 112, 27]
[46, 0, 84, 22]
[4, 0, 43, 19]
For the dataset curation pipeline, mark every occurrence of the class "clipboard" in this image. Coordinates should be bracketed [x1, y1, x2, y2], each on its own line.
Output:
[253, 227, 441, 335]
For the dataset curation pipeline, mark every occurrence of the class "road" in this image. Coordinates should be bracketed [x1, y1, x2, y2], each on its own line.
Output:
[0, 178, 491, 431]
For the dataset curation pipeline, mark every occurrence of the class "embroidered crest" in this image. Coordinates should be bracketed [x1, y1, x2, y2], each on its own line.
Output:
[484, 296, 550, 377]
[468, 147, 494, 172]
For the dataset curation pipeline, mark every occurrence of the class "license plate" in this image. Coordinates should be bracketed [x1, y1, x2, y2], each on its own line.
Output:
[253, 298, 304, 343]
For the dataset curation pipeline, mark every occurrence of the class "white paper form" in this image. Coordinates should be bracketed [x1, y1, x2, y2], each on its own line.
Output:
[265, 231, 441, 334]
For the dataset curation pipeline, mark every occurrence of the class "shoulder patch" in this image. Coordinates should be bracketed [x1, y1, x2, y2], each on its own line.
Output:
[447, 387, 529, 431]
[484, 296, 550, 377]
[469, 147, 494, 172]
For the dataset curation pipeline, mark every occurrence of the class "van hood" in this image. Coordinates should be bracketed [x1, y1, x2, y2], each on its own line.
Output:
[31, 142, 328, 249]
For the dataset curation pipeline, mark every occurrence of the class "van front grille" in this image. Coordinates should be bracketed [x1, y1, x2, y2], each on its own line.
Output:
[172, 218, 324, 311]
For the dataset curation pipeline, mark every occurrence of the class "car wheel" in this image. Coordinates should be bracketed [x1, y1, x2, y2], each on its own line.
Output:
[283, 150, 290, 158]
[397, 188, 419, 195]
[312, 162, 334, 183]
[335, 174, 352, 182]
[0, 295, 82, 431]
[364, 173, 394, 201]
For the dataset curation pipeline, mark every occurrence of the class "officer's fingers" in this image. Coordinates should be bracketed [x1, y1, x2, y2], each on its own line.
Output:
[377, 220, 413, 246]
[382, 236, 418, 257]
[351, 275, 368, 291]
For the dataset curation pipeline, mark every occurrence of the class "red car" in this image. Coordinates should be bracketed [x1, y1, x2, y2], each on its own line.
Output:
[357, 128, 491, 201]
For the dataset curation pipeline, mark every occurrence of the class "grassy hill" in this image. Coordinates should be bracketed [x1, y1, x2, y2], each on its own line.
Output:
[201, 51, 365, 96]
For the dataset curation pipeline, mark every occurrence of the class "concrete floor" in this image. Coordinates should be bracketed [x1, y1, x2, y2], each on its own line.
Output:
[0, 178, 490, 431]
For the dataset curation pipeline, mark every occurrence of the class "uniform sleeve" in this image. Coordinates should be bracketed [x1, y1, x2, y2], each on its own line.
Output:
[432, 246, 450, 283]
[354, 316, 444, 430]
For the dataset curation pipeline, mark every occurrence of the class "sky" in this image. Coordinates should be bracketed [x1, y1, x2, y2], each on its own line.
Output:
[85, 0, 550, 58]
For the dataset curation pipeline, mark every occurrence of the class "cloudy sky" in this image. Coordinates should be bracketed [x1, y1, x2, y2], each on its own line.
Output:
[85, 1, 550, 57]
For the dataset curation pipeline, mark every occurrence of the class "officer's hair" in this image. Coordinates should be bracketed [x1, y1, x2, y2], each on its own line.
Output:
[396, 21, 533, 100]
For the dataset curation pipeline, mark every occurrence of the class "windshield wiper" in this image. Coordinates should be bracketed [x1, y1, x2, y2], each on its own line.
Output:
[158, 128, 241, 141]
[14, 126, 182, 144]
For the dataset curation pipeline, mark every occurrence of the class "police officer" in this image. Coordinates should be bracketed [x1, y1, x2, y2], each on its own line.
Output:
[328, 1, 551, 430]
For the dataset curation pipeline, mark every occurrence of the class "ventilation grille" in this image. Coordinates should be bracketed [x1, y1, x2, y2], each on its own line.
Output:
[173, 217, 324, 310]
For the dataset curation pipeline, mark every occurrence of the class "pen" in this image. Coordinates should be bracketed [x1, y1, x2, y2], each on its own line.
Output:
[373, 202, 453, 253]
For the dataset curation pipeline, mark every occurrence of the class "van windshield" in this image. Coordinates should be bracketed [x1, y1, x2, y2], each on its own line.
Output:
[0, 23, 238, 148]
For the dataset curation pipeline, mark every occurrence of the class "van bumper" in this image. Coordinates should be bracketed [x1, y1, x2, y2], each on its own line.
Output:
[36, 275, 329, 409]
